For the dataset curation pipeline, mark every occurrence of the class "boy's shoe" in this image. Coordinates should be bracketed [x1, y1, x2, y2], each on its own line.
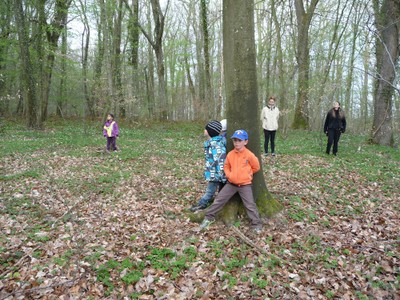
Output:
[189, 204, 207, 212]
[199, 219, 215, 230]
[253, 227, 262, 234]
[271, 153, 276, 157]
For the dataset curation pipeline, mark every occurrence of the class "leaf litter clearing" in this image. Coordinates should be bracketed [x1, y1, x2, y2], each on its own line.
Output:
[0, 147, 399, 299]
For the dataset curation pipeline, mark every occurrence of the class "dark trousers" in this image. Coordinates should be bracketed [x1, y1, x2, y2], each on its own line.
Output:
[326, 129, 341, 155]
[205, 182, 262, 228]
[106, 136, 117, 151]
[264, 129, 277, 154]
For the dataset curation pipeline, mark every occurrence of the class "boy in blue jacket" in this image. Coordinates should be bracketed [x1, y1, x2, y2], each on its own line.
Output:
[189, 120, 226, 212]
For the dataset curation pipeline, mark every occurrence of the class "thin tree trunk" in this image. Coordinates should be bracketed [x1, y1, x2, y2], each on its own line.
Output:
[14, 0, 39, 128]
[113, 0, 125, 117]
[79, 0, 92, 118]
[201, 0, 212, 118]
[292, 0, 319, 129]
[91, 0, 106, 117]
[40, 0, 71, 123]
[361, 32, 371, 132]
[57, 27, 68, 118]
[125, 0, 140, 115]
[271, 0, 287, 133]
[149, 0, 167, 120]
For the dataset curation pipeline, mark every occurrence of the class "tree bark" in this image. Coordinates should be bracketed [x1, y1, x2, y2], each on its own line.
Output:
[149, 0, 167, 120]
[371, 0, 399, 146]
[221, 0, 282, 225]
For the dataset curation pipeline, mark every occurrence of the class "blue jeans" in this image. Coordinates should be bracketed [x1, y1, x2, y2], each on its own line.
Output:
[198, 181, 224, 207]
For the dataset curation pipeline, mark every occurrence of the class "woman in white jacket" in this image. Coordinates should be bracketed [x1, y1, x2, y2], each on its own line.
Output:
[261, 96, 280, 156]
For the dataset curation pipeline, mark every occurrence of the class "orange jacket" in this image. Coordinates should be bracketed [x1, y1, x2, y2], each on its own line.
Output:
[224, 147, 260, 186]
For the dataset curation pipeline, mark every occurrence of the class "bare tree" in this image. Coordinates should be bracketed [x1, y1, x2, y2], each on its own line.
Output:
[112, 0, 125, 117]
[57, 23, 68, 118]
[292, 0, 319, 129]
[77, 0, 93, 118]
[125, 0, 140, 115]
[138, 0, 168, 119]
[40, 0, 72, 122]
[200, 0, 212, 118]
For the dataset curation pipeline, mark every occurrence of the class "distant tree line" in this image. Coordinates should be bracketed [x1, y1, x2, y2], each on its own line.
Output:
[0, 0, 398, 145]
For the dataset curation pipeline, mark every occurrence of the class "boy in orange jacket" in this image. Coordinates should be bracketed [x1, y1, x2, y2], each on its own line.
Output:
[199, 129, 263, 234]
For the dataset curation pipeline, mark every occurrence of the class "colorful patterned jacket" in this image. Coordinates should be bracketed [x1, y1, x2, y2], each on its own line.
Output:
[203, 135, 227, 183]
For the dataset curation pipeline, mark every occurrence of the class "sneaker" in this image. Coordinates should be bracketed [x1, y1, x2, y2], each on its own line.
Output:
[271, 153, 276, 157]
[253, 227, 262, 234]
[189, 204, 207, 212]
[199, 219, 215, 230]
[264, 153, 269, 156]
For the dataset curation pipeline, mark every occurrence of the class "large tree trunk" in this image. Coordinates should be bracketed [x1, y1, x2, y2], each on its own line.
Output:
[292, 0, 319, 129]
[220, 0, 282, 225]
[14, 0, 39, 129]
[371, 0, 399, 146]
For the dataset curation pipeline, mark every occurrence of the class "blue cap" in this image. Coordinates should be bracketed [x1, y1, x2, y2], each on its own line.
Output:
[231, 129, 248, 140]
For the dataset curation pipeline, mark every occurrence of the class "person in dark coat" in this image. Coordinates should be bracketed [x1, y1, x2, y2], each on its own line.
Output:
[324, 101, 346, 156]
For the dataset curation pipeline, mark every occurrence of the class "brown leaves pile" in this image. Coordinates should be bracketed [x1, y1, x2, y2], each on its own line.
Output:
[0, 147, 399, 299]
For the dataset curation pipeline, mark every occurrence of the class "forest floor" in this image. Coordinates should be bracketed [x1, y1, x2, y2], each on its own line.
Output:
[0, 119, 399, 300]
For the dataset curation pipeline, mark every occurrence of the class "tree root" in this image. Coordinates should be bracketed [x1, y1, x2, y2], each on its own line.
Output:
[229, 225, 268, 256]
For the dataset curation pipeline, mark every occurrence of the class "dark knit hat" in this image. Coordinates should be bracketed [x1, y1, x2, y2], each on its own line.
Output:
[205, 120, 222, 137]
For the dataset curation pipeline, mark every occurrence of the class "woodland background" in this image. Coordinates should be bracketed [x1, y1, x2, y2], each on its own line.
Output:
[0, 0, 399, 146]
